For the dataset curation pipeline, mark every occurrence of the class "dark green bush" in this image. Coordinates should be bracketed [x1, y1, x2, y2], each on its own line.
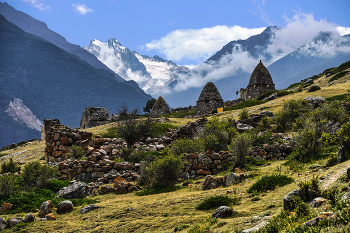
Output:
[291, 119, 323, 161]
[196, 195, 240, 210]
[247, 174, 294, 193]
[259, 116, 271, 131]
[100, 127, 119, 138]
[143, 98, 156, 113]
[150, 123, 177, 136]
[322, 187, 339, 206]
[291, 196, 310, 217]
[229, 133, 252, 169]
[325, 93, 350, 102]
[318, 101, 349, 124]
[69, 145, 84, 159]
[170, 138, 204, 156]
[1, 158, 21, 174]
[44, 179, 69, 193]
[298, 175, 322, 202]
[338, 121, 350, 156]
[0, 174, 16, 196]
[147, 154, 184, 188]
[200, 117, 237, 152]
[21, 161, 59, 190]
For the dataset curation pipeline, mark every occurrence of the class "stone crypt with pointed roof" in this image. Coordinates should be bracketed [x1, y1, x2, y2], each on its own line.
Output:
[240, 60, 275, 100]
[196, 82, 224, 115]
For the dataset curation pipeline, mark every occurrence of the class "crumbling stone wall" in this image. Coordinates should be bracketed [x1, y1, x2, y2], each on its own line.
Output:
[41, 119, 60, 140]
[45, 125, 92, 163]
[183, 151, 234, 178]
[248, 142, 295, 161]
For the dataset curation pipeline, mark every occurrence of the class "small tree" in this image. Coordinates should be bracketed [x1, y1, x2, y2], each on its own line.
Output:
[0, 174, 16, 196]
[22, 161, 59, 190]
[143, 98, 156, 113]
[238, 108, 249, 121]
[229, 133, 252, 169]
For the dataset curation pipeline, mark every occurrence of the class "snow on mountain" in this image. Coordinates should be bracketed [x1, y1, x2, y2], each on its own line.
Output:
[85, 39, 189, 95]
[84, 39, 152, 89]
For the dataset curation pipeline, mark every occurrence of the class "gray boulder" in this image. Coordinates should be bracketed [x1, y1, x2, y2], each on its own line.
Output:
[80, 204, 99, 214]
[263, 93, 277, 101]
[211, 206, 233, 219]
[56, 180, 91, 199]
[39, 200, 53, 217]
[75, 173, 92, 183]
[202, 175, 218, 190]
[242, 221, 269, 233]
[237, 123, 253, 131]
[283, 189, 302, 211]
[57, 200, 73, 214]
[8, 217, 23, 227]
[260, 111, 274, 117]
[309, 197, 327, 208]
[304, 96, 325, 108]
[0, 217, 7, 230]
[23, 213, 35, 223]
[225, 173, 243, 187]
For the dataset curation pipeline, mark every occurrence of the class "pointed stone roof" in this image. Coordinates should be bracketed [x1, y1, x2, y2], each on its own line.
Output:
[197, 82, 223, 102]
[248, 60, 273, 86]
[150, 96, 170, 118]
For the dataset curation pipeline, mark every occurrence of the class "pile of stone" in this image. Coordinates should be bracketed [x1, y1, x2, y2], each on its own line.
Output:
[248, 141, 295, 161]
[165, 118, 207, 140]
[57, 159, 141, 184]
[183, 150, 234, 178]
[85, 137, 126, 161]
[45, 125, 92, 163]
[235, 111, 274, 128]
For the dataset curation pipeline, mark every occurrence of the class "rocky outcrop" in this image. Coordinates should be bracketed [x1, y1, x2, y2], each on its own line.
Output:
[248, 141, 295, 161]
[56, 181, 91, 199]
[150, 96, 170, 118]
[211, 206, 233, 219]
[80, 107, 111, 129]
[304, 96, 325, 108]
[283, 189, 302, 211]
[307, 85, 321, 92]
[196, 82, 224, 115]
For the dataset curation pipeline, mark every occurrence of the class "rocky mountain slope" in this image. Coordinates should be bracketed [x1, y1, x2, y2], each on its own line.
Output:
[0, 15, 151, 147]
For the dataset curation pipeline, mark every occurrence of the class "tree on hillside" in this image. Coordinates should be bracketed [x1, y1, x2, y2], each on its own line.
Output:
[143, 98, 156, 113]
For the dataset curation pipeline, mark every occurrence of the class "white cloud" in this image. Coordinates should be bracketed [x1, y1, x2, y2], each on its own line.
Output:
[22, 0, 50, 10]
[161, 12, 350, 94]
[72, 3, 94, 15]
[144, 25, 266, 62]
[337, 27, 350, 36]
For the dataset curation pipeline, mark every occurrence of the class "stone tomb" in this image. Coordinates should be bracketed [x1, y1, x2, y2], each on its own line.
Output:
[196, 82, 224, 115]
[80, 107, 111, 129]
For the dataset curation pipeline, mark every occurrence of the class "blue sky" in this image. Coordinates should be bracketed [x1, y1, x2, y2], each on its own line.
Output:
[3, 0, 350, 65]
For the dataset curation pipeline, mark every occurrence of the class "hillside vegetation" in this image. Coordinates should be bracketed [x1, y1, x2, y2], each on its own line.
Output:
[1, 61, 350, 232]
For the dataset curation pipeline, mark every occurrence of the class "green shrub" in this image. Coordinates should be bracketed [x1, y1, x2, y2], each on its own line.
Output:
[247, 174, 294, 193]
[100, 127, 119, 138]
[259, 116, 270, 131]
[127, 150, 162, 163]
[0, 174, 16, 196]
[338, 122, 350, 156]
[200, 117, 237, 152]
[147, 154, 184, 188]
[325, 93, 350, 102]
[229, 133, 252, 169]
[196, 195, 240, 210]
[322, 187, 339, 206]
[21, 162, 59, 190]
[298, 175, 322, 202]
[291, 119, 323, 161]
[238, 108, 249, 121]
[275, 99, 311, 132]
[44, 179, 69, 193]
[170, 138, 204, 156]
[291, 196, 310, 217]
[68, 145, 84, 159]
[1, 158, 21, 174]
[318, 101, 349, 124]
